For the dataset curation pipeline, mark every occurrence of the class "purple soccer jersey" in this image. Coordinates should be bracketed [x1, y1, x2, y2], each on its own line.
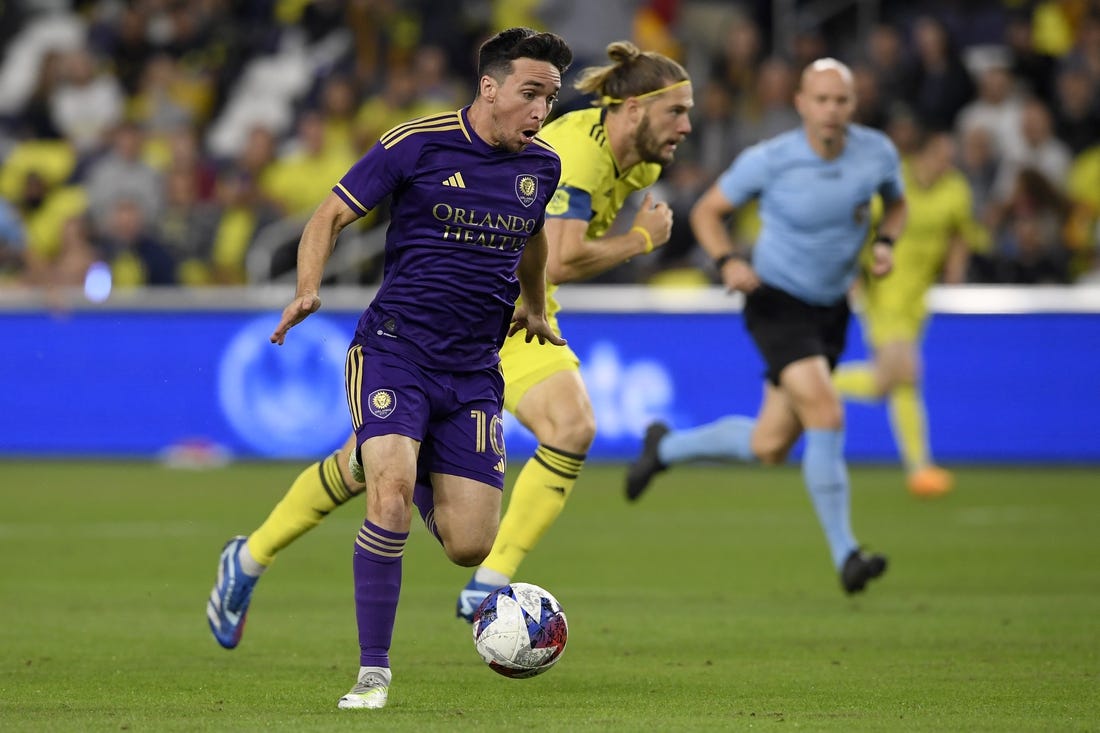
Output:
[334, 107, 562, 372]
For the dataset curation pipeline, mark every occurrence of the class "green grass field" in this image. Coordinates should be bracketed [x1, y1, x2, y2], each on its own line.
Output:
[1, 461, 1097, 732]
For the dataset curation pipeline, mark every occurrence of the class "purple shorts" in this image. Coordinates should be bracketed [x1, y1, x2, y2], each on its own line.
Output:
[345, 343, 507, 490]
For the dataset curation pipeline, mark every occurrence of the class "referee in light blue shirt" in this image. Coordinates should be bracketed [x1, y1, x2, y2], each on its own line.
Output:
[626, 58, 907, 595]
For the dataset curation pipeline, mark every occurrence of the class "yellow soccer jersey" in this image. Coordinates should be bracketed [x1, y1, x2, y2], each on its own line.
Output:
[1067, 145, 1100, 210]
[1065, 146, 1100, 264]
[536, 107, 661, 316]
[499, 108, 660, 408]
[869, 161, 975, 304]
[540, 107, 661, 238]
[860, 161, 978, 345]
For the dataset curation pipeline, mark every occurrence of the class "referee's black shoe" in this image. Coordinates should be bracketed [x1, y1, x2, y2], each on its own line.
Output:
[625, 421, 670, 502]
[840, 549, 888, 594]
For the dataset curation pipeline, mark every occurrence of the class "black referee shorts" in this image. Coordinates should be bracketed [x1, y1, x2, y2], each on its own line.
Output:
[742, 284, 850, 386]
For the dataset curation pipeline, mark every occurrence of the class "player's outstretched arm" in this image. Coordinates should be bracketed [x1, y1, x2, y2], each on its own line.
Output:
[942, 232, 971, 284]
[868, 196, 907, 279]
[690, 185, 759, 293]
[545, 191, 672, 284]
[271, 194, 362, 345]
[512, 228, 566, 346]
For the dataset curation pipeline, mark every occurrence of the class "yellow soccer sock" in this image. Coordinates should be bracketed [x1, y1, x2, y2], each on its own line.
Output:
[247, 452, 362, 566]
[482, 445, 585, 579]
[833, 362, 881, 402]
[888, 384, 930, 472]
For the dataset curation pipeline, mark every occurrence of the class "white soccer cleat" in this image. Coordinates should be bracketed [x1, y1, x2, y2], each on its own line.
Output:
[337, 670, 390, 710]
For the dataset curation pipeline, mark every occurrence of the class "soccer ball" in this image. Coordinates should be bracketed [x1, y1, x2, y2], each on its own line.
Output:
[471, 582, 568, 678]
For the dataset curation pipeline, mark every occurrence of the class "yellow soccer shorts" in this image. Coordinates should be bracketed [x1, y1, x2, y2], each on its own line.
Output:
[861, 284, 929, 348]
[499, 326, 581, 414]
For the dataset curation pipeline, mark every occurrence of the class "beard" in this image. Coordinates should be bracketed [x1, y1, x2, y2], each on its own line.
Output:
[635, 114, 676, 165]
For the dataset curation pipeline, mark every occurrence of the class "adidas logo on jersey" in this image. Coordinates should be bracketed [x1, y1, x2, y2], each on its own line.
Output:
[442, 171, 466, 188]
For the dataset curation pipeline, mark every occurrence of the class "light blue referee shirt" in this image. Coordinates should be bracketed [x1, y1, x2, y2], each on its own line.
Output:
[716, 124, 904, 305]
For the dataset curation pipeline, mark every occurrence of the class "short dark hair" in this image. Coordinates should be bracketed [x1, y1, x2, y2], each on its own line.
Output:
[477, 27, 572, 83]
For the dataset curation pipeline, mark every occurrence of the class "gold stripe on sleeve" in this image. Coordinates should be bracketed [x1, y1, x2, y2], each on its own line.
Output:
[334, 183, 368, 215]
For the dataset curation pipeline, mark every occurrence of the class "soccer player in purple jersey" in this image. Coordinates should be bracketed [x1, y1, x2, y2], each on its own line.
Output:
[208, 40, 693, 657]
[258, 28, 572, 710]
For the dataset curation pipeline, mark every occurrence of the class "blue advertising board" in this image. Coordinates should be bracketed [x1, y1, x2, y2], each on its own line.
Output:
[1, 287, 1098, 463]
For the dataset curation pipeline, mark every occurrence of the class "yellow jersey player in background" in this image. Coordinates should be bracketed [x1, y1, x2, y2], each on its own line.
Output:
[834, 129, 979, 498]
[464, 41, 692, 618]
[207, 40, 694, 646]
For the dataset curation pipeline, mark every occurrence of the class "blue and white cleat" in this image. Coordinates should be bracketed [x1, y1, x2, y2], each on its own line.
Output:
[207, 535, 258, 649]
[455, 576, 501, 623]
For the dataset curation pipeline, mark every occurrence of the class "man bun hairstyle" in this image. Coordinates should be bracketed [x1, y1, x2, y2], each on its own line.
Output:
[478, 27, 573, 84]
[575, 41, 689, 106]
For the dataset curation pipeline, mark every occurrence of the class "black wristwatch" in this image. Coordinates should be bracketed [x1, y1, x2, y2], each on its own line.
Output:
[714, 252, 746, 270]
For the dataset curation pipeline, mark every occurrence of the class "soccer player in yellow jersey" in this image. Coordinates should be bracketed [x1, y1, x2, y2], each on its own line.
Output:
[834, 130, 977, 498]
[1065, 142, 1100, 275]
[207, 40, 693, 646]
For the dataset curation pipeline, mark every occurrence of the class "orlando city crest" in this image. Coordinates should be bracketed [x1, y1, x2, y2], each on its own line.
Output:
[515, 174, 538, 207]
[368, 389, 396, 419]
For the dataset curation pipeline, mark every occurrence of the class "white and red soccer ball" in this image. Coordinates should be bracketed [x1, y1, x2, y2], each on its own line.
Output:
[471, 582, 568, 678]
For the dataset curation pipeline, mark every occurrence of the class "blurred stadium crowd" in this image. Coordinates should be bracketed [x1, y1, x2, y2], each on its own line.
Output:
[1, 0, 1099, 291]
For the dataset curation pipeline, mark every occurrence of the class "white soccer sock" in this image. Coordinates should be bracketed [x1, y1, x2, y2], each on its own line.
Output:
[238, 541, 267, 577]
[473, 567, 509, 587]
[358, 666, 392, 684]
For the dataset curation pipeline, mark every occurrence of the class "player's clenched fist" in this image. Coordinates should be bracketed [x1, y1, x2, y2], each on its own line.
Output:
[631, 191, 673, 250]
